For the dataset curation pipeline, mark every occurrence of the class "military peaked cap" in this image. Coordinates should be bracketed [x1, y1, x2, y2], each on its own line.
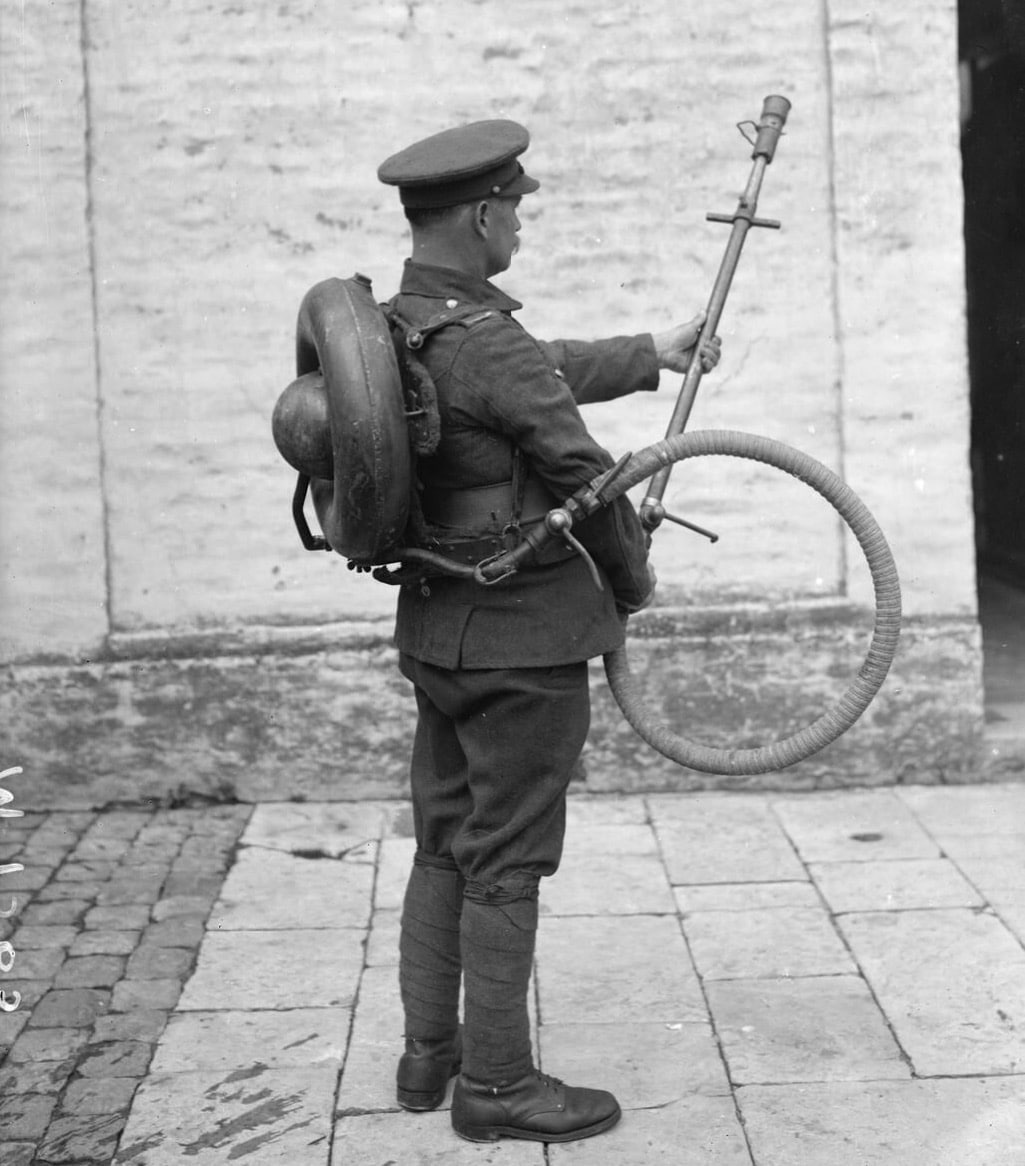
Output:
[377, 119, 540, 209]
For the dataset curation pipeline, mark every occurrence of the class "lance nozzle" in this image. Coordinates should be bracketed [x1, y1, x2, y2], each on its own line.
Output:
[750, 95, 791, 162]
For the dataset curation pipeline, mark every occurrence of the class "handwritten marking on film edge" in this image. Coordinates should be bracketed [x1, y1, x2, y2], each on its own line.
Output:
[0, 767, 25, 1012]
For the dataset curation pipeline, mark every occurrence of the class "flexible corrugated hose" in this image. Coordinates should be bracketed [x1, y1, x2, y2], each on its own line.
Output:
[601, 429, 902, 775]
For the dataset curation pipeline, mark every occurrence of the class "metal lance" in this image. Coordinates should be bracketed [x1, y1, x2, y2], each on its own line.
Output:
[639, 94, 791, 536]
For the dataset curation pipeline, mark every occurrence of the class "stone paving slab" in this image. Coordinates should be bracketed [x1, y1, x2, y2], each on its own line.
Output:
[683, 907, 855, 980]
[546, 1095, 754, 1164]
[950, 855, 1025, 903]
[648, 795, 806, 884]
[329, 1110, 545, 1164]
[113, 1065, 337, 1164]
[808, 857, 985, 912]
[375, 836, 416, 910]
[897, 783, 1025, 836]
[241, 801, 404, 859]
[536, 914, 706, 1021]
[565, 795, 649, 829]
[538, 1021, 731, 1107]
[737, 1077, 1025, 1166]
[936, 831, 1025, 858]
[706, 975, 910, 1083]
[365, 907, 401, 966]
[335, 963, 406, 1114]
[177, 927, 365, 1011]
[206, 847, 374, 930]
[561, 824, 662, 858]
[991, 899, 1025, 946]
[770, 789, 940, 862]
[543, 835, 677, 916]
[838, 907, 1025, 1075]
[674, 881, 819, 913]
[151, 1007, 350, 1072]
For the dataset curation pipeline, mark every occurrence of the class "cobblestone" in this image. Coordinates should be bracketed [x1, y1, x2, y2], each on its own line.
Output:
[2, 980, 49, 1010]
[62, 1075, 138, 1113]
[7, 1026, 92, 1063]
[0, 1058, 76, 1094]
[11, 946, 66, 979]
[0, 802, 249, 1164]
[56, 860, 120, 882]
[38, 1112, 127, 1163]
[76, 1040, 154, 1078]
[28, 988, 112, 1028]
[92, 1009, 168, 1044]
[0, 1090, 58, 1139]
[0, 865, 54, 890]
[86, 813, 148, 839]
[73, 839, 133, 862]
[111, 978, 182, 1012]
[55, 955, 126, 989]
[141, 917, 204, 947]
[94, 878, 165, 906]
[69, 931, 141, 957]
[34, 881, 104, 903]
[1, 1008, 31, 1052]
[83, 905, 151, 930]
[150, 894, 217, 921]
[13, 922, 81, 946]
[160, 871, 227, 898]
[125, 944, 193, 980]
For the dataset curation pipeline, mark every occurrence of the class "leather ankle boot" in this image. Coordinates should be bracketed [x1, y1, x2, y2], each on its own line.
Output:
[451, 1069, 621, 1143]
[396, 1029, 463, 1111]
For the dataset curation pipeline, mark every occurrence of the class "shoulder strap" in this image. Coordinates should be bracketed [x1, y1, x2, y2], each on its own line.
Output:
[385, 302, 496, 351]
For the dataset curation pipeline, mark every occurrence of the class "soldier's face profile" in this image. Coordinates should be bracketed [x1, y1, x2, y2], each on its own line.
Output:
[483, 196, 522, 277]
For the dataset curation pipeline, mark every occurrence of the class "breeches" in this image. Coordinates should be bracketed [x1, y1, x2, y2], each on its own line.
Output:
[398, 653, 591, 898]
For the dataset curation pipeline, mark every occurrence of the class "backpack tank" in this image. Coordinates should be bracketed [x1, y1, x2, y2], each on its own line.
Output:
[272, 274, 411, 563]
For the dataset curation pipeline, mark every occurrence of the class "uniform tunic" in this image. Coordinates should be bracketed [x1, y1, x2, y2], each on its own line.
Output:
[390, 260, 658, 670]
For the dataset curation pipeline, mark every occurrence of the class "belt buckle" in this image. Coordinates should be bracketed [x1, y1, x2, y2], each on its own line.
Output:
[473, 549, 517, 586]
[501, 519, 522, 553]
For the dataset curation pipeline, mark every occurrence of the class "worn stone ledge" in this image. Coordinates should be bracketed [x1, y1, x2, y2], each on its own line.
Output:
[0, 608, 1004, 810]
[4, 599, 973, 665]
[4, 599, 901, 666]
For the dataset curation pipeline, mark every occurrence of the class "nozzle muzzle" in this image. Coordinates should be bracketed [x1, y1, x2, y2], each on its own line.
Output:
[753, 95, 791, 161]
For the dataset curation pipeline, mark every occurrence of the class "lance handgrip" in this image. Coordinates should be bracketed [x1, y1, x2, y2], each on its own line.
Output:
[640, 95, 791, 532]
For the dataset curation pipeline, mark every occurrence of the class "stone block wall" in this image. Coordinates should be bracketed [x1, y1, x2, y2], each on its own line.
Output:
[0, 1, 987, 807]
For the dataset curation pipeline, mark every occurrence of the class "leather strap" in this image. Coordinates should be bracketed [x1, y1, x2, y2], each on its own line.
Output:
[421, 474, 558, 533]
[429, 532, 576, 568]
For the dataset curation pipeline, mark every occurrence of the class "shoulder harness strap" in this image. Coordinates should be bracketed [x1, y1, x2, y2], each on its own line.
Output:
[381, 301, 531, 559]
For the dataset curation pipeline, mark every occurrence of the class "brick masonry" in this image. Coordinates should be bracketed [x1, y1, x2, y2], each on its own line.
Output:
[0, 1, 995, 801]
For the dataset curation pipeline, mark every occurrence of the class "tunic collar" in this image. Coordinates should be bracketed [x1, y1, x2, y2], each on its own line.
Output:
[398, 260, 523, 313]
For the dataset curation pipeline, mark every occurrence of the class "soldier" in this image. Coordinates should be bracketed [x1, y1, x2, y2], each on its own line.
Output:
[377, 119, 720, 1144]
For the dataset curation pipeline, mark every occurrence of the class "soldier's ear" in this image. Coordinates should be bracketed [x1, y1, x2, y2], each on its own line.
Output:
[471, 200, 491, 238]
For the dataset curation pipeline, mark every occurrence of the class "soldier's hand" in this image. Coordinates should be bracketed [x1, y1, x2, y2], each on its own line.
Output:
[653, 312, 722, 374]
[616, 563, 657, 619]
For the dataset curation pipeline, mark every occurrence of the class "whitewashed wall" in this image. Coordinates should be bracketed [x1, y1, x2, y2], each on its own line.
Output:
[0, 1, 984, 803]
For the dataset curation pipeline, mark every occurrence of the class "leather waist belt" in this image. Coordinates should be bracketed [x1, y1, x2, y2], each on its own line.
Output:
[430, 533, 576, 568]
[420, 474, 576, 569]
[421, 475, 559, 531]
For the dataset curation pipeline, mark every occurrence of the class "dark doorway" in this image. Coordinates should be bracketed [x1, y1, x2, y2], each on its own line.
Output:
[960, 0, 1025, 742]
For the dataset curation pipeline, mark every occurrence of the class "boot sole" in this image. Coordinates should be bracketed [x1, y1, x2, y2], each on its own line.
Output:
[453, 1104, 622, 1144]
[397, 1089, 447, 1112]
